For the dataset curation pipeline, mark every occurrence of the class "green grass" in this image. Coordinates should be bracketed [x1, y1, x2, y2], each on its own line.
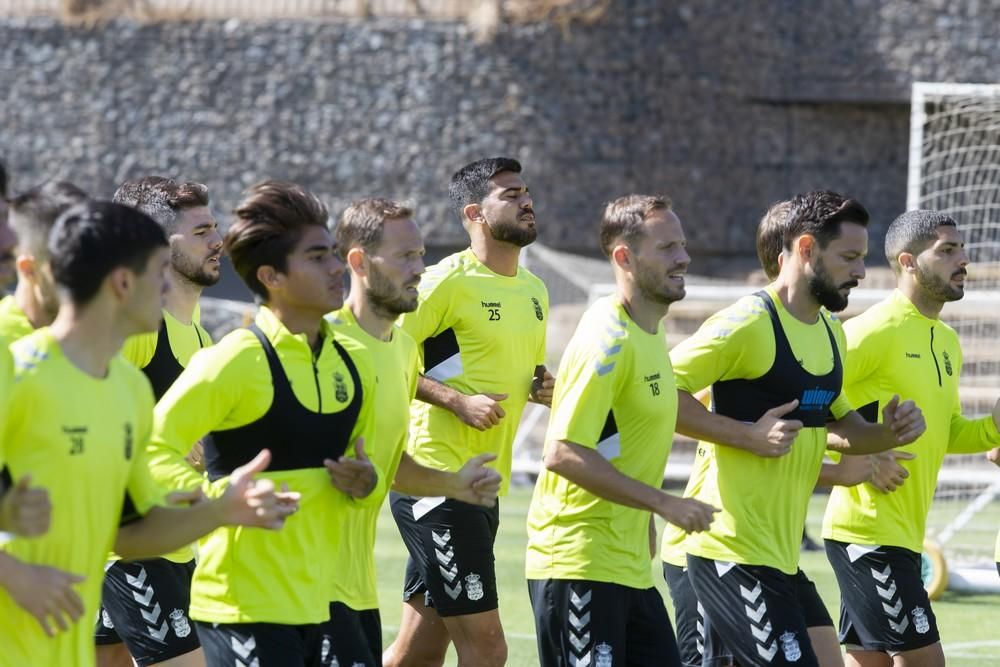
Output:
[372, 488, 1000, 666]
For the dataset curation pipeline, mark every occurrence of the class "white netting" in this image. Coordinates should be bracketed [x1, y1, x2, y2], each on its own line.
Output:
[908, 82, 1000, 576]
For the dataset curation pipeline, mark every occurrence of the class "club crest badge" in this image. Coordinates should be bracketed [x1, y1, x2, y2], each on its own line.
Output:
[912, 606, 930, 634]
[334, 372, 348, 403]
[169, 608, 191, 638]
[942, 350, 953, 376]
[531, 297, 544, 321]
[465, 573, 484, 601]
[594, 642, 613, 667]
[102, 609, 114, 629]
[779, 631, 802, 662]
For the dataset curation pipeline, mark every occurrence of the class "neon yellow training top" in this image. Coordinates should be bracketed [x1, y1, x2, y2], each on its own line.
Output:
[326, 305, 420, 611]
[399, 248, 548, 495]
[526, 296, 678, 589]
[823, 290, 1000, 553]
[147, 307, 381, 626]
[672, 289, 852, 575]
[0, 330, 163, 667]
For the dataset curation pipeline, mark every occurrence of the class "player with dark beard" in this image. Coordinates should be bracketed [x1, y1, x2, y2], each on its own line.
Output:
[95, 177, 223, 667]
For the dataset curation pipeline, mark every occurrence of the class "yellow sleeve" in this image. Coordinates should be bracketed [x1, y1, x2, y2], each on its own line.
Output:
[148, 344, 249, 492]
[125, 385, 166, 516]
[407, 340, 420, 401]
[547, 331, 627, 449]
[398, 274, 454, 348]
[536, 289, 549, 366]
[670, 300, 769, 395]
[121, 331, 157, 369]
[947, 348, 1000, 453]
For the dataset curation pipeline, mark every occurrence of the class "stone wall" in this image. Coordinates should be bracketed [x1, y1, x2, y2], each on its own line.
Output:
[2, 0, 998, 272]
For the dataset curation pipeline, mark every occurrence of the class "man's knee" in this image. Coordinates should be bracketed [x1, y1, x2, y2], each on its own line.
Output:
[455, 633, 507, 667]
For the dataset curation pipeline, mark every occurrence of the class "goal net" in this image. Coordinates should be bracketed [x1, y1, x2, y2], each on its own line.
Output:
[908, 82, 1000, 590]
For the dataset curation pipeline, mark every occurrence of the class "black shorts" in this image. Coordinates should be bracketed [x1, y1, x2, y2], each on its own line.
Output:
[687, 554, 820, 667]
[825, 539, 940, 652]
[94, 558, 200, 666]
[390, 492, 500, 617]
[662, 562, 732, 667]
[196, 620, 324, 667]
[792, 568, 834, 629]
[318, 602, 382, 666]
[528, 578, 681, 667]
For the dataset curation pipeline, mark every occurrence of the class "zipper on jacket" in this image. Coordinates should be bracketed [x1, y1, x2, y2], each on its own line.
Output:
[929, 326, 942, 387]
[312, 355, 323, 412]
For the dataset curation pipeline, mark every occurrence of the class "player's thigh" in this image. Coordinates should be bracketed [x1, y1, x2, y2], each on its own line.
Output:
[151, 647, 206, 667]
[440, 607, 506, 666]
[95, 644, 134, 667]
[687, 555, 819, 667]
[382, 598, 450, 667]
[893, 642, 945, 667]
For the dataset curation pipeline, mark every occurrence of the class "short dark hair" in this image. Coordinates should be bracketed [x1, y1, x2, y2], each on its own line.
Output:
[599, 194, 672, 257]
[49, 201, 168, 306]
[335, 198, 414, 257]
[448, 157, 522, 222]
[226, 180, 329, 301]
[884, 209, 958, 273]
[784, 191, 869, 250]
[112, 176, 210, 230]
[9, 181, 89, 260]
[757, 200, 793, 280]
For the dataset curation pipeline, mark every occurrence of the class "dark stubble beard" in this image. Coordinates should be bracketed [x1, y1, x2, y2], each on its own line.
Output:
[172, 246, 221, 288]
[808, 257, 856, 312]
[635, 260, 685, 305]
[366, 262, 418, 320]
[915, 260, 965, 303]
[487, 215, 537, 248]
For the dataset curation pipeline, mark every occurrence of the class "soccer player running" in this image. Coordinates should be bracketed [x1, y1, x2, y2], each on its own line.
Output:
[146, 181, 382, 666]
[323, 198, 502, 667]
[671, 191, 925, 667]
[91, 177, 223, 667]
[0, 200, 292, 667]
[525, 194, 717, 667]
[384, 157, 553, 667]
[660, 198, 915, 667]
[822, 210, 1000, 667]
[0, 180, 89, 339]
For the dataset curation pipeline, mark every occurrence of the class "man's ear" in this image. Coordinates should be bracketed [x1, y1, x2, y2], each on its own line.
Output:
[346, 247, 367, 275]
[897, 251, 917, 274]
[107, 266, 132, 301]
[611, 243, 632, 271]
[256, 265, 282, 292]
[463, 203, 484, 224]
[15, 254, 35, 281]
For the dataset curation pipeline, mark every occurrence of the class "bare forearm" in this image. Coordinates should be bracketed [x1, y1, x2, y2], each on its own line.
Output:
[114, 503, 223, 561]
[544, 440, 665, 514]
[392, 453, 462, 497]
[828, 413, 896, 454]
[416, 375, 462, 412]
[675, 391, 750, 449]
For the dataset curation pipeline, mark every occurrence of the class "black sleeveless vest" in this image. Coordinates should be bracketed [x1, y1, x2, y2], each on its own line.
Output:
[711, 291, 842, 428]
[143, 318, 205, 401]
[203, 325, 363, 481]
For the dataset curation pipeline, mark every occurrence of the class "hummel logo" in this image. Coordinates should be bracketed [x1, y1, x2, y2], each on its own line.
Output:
[906, 352, 921, 359]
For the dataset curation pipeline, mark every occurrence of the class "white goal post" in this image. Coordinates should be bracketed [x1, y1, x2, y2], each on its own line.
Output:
[907, 81, 1000, 592]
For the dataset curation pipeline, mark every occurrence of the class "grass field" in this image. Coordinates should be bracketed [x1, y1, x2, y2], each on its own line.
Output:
[371, 487, 1000, 666]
